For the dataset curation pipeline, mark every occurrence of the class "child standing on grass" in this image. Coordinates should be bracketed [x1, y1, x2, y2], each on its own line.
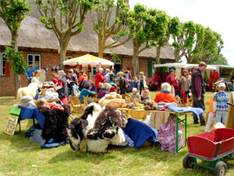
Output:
[205, 93, 216, 132]
[141, 90, 150, 104]
[213, 82, 229, 125]
[133, 77, 139, 89]
[117, 71, 126, 95]
[131, 88, 141, 102]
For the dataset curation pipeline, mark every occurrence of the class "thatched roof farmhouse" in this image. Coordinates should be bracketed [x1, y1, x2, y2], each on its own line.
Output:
[0, 1, 175, 96]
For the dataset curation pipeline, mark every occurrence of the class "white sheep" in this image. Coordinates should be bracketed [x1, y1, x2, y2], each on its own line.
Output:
[17, 83, 40, 102]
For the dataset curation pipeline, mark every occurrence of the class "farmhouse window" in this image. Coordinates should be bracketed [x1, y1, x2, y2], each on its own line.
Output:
[27, 54, 41, 68]
[91, 67, 96, 76]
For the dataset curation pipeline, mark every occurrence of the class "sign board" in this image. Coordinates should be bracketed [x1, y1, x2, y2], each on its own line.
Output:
[5, 106, 21, 135]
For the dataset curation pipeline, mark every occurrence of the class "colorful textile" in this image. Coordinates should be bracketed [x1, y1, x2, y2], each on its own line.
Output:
[166, 104, 204, 117]
[97, 89, 109, 99]
[214, 91, 229, 111]
[157, 116, 183, 152]
[46, 103, 64, 110]
[206, 93, 216, 113]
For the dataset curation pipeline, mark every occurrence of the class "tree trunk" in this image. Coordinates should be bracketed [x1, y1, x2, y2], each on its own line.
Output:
[98, 34, 105, 58]
[59, 35, 71, 70]
[155, 46, 161, 64]
[12, 31, 21, 97]
[132, 40, 140, 77]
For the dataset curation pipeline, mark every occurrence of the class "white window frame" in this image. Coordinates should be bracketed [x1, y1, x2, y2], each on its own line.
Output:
[27, 54, 41, 68]
[0, 52, 7, 76]
[91, 67, 97, 76]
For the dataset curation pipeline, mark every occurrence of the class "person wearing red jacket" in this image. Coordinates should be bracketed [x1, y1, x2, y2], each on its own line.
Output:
[154, 82, 176, 103]
[166, 69, 180, 94]
[95, 68, 105, 92]
[78, 71, 88, 84]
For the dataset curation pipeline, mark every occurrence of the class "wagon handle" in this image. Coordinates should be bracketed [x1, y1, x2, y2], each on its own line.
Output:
[215, 143, 222, 157]
[227, 102, 234, 106]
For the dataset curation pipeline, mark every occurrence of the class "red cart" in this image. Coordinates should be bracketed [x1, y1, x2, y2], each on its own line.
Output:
[183, 128, 234, 176]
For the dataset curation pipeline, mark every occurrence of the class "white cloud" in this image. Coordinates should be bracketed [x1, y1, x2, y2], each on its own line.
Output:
[129, 0, 234, 66]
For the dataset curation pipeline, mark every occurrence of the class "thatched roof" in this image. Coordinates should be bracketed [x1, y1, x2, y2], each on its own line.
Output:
[0, 1, 175, 60]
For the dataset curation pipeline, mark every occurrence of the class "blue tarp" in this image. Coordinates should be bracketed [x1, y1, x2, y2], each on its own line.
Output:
[123, 118, 158, 149]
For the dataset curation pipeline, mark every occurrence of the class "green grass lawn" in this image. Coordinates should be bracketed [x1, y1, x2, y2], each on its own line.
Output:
[0, 93, 233, 176]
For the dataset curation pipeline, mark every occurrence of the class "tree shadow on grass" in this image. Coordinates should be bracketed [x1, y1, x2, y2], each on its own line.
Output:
[48, 147, 118, 164]
[1, 128, 42, 152]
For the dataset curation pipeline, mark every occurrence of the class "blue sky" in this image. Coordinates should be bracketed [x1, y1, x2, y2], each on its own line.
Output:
[129, 0, 234, 66]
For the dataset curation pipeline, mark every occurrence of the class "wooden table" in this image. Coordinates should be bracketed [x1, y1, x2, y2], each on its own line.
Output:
[118, 108, 193, 152]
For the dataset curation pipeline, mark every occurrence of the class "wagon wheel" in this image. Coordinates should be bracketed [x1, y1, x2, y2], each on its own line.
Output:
[214, 161, 227, 176]
[183, 154, 195, 168]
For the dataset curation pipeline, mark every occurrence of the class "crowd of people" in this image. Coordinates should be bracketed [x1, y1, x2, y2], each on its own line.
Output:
[27, 61, 230, 131]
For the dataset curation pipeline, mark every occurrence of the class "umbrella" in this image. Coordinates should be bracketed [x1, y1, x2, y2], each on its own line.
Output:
[63, 54, 114, 67]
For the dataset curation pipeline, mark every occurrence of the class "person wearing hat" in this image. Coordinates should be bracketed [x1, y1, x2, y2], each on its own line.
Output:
[213, 82, 229, 124]
[95, 68, 105, 93]
[166, 69, 180, 95]
[131, 88, 141, 102]
[191, 61, 207, 125]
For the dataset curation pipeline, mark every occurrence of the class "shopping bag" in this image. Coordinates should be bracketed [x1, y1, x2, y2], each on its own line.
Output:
[157, 115, 183, 152]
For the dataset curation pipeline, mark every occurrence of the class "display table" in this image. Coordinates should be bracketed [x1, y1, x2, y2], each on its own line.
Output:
[118, 108, 193, 152]
[19, 106, 45, 128]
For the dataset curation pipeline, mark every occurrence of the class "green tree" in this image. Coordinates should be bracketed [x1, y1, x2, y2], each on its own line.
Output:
[184, 23, 204, 63]
[171, 20, 196, 62]
[128, 4, 158, 77]
[150, 10, 170, 64]
[209, 53, 227, 65]
[0, 0, 31, 95]
[91, 0, 131, 58]
[36, 0, 96, 69]
[185, 27, 223, 64]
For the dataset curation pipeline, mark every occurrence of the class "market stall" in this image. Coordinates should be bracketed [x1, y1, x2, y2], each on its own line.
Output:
[153, 63, 218, 91]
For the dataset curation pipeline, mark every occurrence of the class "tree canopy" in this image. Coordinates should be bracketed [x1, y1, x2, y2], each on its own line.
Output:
[0, 0, 31, 94]
[36, 0, 96, 68]
[90, 0, 131, 57]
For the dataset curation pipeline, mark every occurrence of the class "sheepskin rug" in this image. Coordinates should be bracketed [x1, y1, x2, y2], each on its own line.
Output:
[68, 103, 127, 152]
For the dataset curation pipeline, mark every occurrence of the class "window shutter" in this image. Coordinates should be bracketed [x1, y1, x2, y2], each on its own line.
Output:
[148, 61, 152, 77]
[5, 61, 10, 76]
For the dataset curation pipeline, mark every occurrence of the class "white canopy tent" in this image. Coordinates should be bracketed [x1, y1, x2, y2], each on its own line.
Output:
[154, 63, 217, 70]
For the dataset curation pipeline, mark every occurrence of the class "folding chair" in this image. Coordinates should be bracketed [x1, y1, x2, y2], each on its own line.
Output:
[69, 95, 85, 114]
[83, 96, 97, 106]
